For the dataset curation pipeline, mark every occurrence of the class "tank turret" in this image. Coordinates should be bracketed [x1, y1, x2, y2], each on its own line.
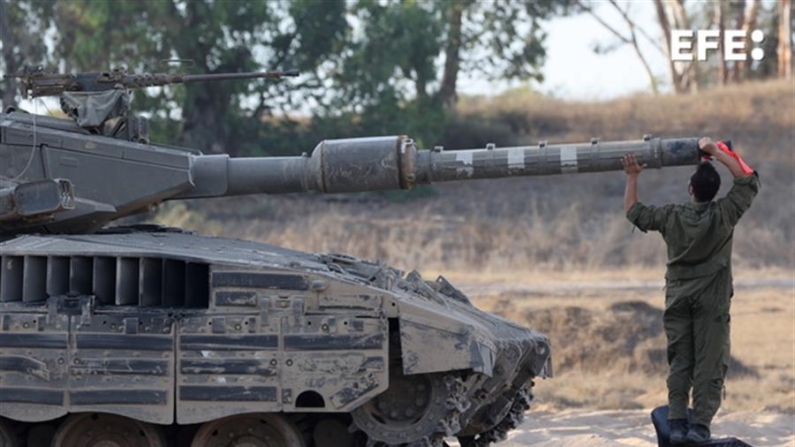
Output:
[0, 69, 701, 447]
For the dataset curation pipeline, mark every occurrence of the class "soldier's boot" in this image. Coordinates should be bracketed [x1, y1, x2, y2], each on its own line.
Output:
[669, 419, 689, 445]
[685, 423, 711, 443]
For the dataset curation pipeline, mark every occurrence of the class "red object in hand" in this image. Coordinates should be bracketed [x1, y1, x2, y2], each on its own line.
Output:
[716, 141, 754, 175]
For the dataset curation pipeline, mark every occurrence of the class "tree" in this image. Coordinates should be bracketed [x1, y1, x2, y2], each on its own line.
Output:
[3, 0, 348, 155]
[330, 0, 573, 145]
[733, 0, 762, 82]
[653, 0, 785, 92]
[0, 0, 50, 109]
[3, 0, 575, 155]
[0, 0, 17, 108]
[711, 0, 787, 84]
[713, 1, 728, 85]
[578, 0, 664, 94]
[653, 0, 700, 94]
[706, 1, 752, 85]
[779, 0, 793, 80]
[336, 0, 573, 107]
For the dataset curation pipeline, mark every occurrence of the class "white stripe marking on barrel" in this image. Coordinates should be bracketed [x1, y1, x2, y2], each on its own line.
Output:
[456, 151, 473, 165]
[560, 146, 578, 173]
[508, 148, 525, 169]
[455, 151, 475, 177]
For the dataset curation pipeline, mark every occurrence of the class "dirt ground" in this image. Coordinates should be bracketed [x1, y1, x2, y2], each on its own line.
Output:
[497, 409, 794, 447]
[451, 269, 794, 446]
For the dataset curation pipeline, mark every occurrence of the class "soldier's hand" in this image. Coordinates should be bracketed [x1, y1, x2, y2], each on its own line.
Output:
[621, 154, 646, 176]
[698, 137, 718, 155]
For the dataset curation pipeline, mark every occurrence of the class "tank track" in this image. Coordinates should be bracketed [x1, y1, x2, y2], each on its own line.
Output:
[354, 378, 534, 447]
[459, 386, 534, 447]
[0, 417, 25, 447]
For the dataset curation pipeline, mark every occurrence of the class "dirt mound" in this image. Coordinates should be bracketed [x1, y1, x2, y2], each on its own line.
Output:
[521, 301, 756, 378]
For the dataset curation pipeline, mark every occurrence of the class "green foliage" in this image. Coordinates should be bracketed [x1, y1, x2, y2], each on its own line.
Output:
[466, 0, 571, 82]
[335, 1, 442, 107]
[320, 0, 574, 150]
[4, 0, 574, 155]
[0, 0, 51, 107]
[5, 0, 349, 155]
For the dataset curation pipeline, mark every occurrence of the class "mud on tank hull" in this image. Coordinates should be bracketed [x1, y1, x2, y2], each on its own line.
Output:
[0, 230, 551, 447]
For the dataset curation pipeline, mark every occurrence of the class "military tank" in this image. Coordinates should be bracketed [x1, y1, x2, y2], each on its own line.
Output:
[0, 67, 702, 447]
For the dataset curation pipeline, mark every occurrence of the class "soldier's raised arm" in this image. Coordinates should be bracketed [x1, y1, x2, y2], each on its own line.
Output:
[698, 137, 752, 178]
[699, 137, 760, 226]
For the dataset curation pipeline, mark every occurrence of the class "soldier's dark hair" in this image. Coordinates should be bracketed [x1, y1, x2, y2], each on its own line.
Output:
[690, 162, 721, 202]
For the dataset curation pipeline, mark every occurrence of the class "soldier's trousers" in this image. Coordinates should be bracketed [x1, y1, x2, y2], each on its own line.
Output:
[664, 267, 732, 428]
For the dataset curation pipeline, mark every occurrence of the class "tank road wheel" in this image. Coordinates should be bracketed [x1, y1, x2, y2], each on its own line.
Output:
[0, 417, 24, 447]
[190, 414, 306, 447]
[51, 413, 166, 447]
[351, 372, 469, 447]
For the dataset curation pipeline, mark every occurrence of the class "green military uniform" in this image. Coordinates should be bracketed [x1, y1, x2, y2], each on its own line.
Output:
[626, 173, 759, 428]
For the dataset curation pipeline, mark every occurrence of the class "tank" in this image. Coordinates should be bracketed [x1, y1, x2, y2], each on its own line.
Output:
[0, 67, 702, 447]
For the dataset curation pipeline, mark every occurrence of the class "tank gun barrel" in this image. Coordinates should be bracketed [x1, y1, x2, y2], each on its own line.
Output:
[187, 136, 701, 197]
[417, 136, 700, 183]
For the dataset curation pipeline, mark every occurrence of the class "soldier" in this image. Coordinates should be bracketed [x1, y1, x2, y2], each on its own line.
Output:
[620, 137, 759, 444]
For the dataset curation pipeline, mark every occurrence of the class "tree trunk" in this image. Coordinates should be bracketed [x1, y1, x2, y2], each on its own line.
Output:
[181, 85, 231, 154]
[0, 0, 18, 109]
[670, 0, 698, 92]
[736, 0, 762, 81]
[653, 0, 677, 92]
[779, 0, 793, 80]
[653, 0, 691, 94]
[414, 68, 429, 103]
[437, 1, 465, 108]
[714, 1, 728, 85]
[172, 0, 233, 155]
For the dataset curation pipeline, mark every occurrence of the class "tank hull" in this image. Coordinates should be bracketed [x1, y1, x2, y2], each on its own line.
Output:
[0, 230, 549, 446]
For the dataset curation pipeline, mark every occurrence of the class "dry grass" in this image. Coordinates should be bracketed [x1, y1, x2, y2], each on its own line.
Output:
[470, 283, 795, 415]
[439, 267, 793, 284]
[149, 194, 792, 274]
[459, 79, 794, 160]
